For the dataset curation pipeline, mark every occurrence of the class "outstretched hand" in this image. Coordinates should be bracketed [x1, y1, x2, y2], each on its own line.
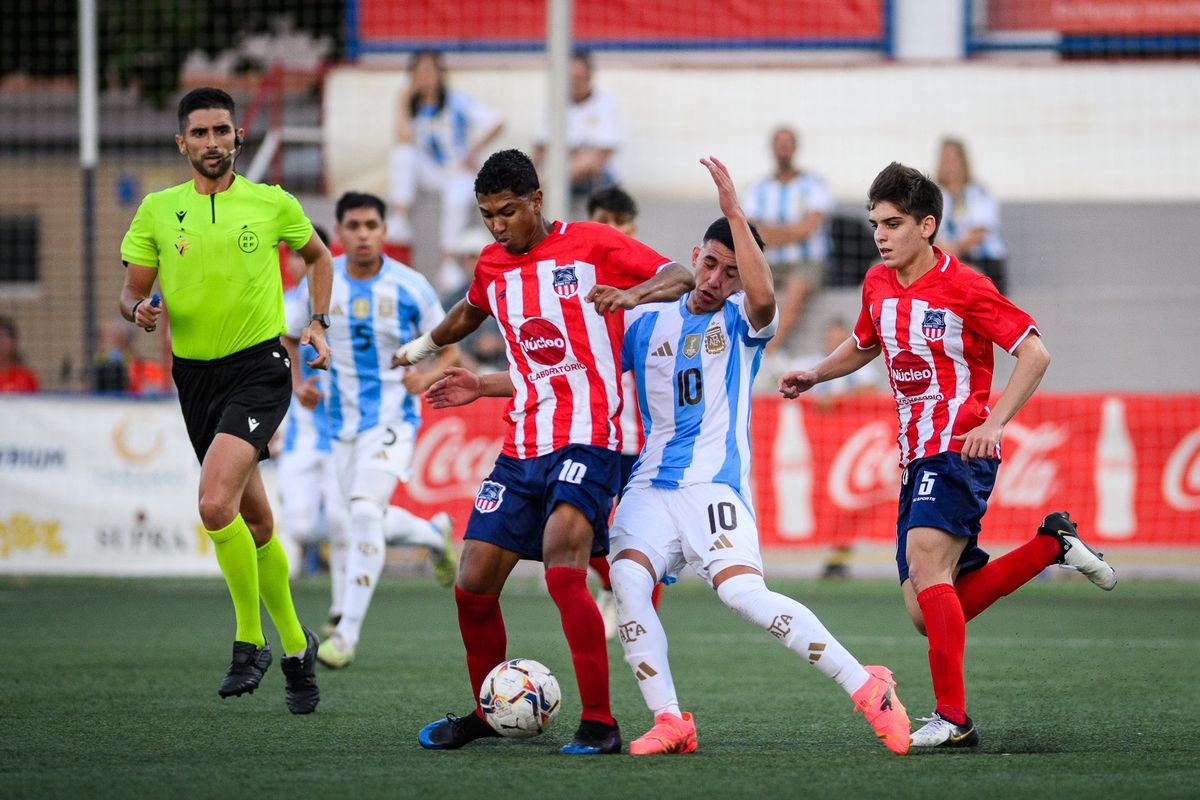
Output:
[701, 156, 741, 219]
[778, 369, 818, 399]
[425, 366, 483, 409]
[586, 284, 638, 315]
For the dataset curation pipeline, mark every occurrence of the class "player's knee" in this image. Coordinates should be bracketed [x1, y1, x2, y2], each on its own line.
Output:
[609, 557, 655, 608]
[198, 494, 235, 531]
[348, 498, 385, 539]
[715, 572, 770, 626]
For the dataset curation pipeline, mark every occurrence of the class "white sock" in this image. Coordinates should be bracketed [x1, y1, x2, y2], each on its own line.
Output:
[336, 498, 387, 650]
[716, 573, 870, 696]
[328, 510, 349, 619]
[610, 558, 681, 717]
[383, 505, 443, 552]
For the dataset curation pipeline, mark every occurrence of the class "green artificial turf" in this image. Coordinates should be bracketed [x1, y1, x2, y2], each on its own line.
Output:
[1, 575, 1197, 798]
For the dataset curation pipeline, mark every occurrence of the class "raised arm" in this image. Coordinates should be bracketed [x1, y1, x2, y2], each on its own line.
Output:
[702, 155, 774, 331]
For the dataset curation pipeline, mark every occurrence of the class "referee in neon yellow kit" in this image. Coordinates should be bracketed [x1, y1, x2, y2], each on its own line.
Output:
[119, 87, 332, 714]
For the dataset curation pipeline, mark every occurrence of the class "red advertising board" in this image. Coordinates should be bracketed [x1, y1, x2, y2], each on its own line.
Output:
[987, 0, 1200, 34]
[357, 0, 885, 46]
[393, 394, 1200, 548]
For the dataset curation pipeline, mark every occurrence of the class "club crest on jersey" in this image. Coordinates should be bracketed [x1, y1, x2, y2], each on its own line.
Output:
[704, 325, 727, 355]
[474, 480, 506, 513]
[552, 266, 579, 299]
[683, 333, 702, 359]
[921, 309, 947, 342]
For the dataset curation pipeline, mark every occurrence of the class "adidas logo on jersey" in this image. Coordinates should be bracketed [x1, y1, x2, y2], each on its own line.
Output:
[651, 341, 674, 357]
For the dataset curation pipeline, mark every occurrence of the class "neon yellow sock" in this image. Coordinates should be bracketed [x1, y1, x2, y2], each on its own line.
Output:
[207, 515, 264, 647]
[256, 534, 307, 655]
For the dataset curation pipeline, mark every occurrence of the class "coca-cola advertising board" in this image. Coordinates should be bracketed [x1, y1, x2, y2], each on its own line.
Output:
[393, 394, 1200, 548]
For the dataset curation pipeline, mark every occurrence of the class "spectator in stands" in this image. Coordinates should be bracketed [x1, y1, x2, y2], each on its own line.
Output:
[0, 316, 38, 392]
[388, 50, 504, 293]
[935, 137, 1008, 294]
[534, 50, 624, 210]
[743, 126, 834, 355]
[91, 316, 169, 394]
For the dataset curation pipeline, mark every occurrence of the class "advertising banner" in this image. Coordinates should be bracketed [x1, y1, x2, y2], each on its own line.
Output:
[355, 0, 885, 49]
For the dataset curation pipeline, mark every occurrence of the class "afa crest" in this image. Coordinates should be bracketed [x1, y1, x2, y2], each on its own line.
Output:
[552, 266, 579, 299]
[703, 325, 727, 355]
[921, 309, 947, 342]
[475, 480, 506, 513]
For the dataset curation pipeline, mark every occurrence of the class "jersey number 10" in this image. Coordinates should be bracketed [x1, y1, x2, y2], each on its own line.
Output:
[676, 367, 702, 407]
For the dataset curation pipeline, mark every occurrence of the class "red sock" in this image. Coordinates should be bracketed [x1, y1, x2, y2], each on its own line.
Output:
[917, 583, 968, 725]
[955, 534, 1062, 622]
[545, 566, 614, 725]
[651, 581, 663, 610]
[588, 556, 612, 590]
[455, 586, 505, 718]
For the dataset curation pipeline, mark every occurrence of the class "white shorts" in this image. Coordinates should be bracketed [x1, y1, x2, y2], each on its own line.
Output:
[277, 447, 343, 543]
[610, 483, 763, 587]
[332, 421, 416, 502]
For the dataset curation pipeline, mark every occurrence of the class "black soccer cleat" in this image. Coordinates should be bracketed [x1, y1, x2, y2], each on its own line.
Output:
[1037, 511, 1117, 590]
[418, 711, 501, 749]
[561, 719, 622, 755]
[280, 627, 320, 714]
[218, 640, 272, 698]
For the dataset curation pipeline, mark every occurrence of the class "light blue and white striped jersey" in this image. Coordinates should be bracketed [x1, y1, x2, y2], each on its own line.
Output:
[939, 183, 1007, 260]
[281, 283, 332, 456]
[285, 255, 445, 441]
[742, 171, 834, 264]
[413, 89, 501, 167]
[621, 293, 777, 505]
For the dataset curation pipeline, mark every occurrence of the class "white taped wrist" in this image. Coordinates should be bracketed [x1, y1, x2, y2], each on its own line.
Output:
[399, 332, 442, 364]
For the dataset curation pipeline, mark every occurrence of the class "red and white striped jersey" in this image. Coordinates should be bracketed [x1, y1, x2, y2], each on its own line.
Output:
[467, 220, 673, 459]
[853, 249, 1039, 468]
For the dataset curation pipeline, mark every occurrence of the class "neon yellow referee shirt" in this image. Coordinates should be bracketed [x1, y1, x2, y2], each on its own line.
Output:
[120, 174, 313, 360]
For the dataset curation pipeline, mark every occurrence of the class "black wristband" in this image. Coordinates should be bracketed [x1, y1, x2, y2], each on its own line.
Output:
[131, 299, 145, 321]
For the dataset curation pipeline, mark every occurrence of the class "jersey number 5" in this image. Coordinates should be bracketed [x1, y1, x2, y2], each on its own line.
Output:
[352, 323, 372, 352]
[676, 367, 703, 407]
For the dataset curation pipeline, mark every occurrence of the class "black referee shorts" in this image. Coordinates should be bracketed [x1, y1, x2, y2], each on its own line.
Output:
[171, 338, 292, 463]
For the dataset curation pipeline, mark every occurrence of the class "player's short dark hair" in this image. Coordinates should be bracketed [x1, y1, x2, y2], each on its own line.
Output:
[867, 162, 942, 243]
[703, 217, 766, 254]
[335, 192, 386, 222]
[474, 149, 540, 197]
[177, 87, 236, 131]
[586, 186, 638, 222]
[312, 224, 330, 246]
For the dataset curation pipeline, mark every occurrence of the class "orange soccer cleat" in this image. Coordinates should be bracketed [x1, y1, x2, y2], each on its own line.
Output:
[852, 665, 911, 755]
[629, 711, 698, 755]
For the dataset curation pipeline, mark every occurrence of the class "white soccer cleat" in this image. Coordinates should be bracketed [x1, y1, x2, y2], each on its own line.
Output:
[910, 713, 979, 748]
[595, 587, 618, 640]
[316, 633, 355, 669]
[1038, 511, 1117, 591]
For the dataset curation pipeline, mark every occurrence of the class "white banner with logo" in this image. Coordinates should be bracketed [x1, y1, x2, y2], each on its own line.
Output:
[0, 395, 224, 576]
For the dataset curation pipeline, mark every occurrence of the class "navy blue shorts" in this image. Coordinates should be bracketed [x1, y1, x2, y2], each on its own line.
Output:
[464, 444, 621, 561]
[895, 451, 998, 584]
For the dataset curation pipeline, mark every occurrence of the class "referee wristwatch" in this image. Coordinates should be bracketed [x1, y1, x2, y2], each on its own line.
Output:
[310, 313, 331, 329]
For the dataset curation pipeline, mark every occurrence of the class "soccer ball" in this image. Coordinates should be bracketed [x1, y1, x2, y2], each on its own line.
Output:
[479, 658, 561, 738]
